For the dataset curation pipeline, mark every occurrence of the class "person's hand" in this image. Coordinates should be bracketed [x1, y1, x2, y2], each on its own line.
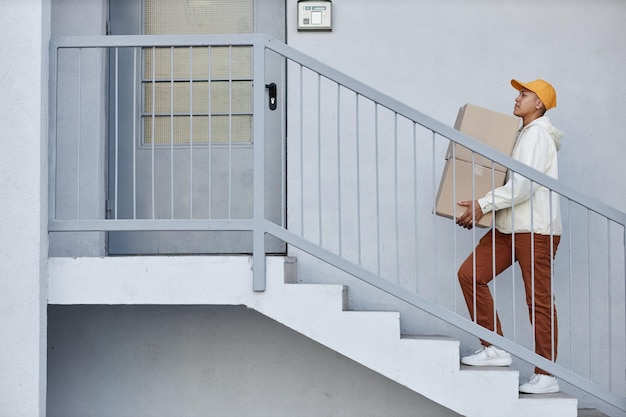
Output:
[456, 200, 484, 230]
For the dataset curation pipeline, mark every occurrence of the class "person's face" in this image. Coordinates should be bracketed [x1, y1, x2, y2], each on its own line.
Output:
[513, 88, 543, 118]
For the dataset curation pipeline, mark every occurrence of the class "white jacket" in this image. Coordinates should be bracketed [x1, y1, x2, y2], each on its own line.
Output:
[478, 116, 564, 235]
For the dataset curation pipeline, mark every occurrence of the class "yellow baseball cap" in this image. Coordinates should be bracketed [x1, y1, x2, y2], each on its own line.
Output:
[511, 79, 557, 110]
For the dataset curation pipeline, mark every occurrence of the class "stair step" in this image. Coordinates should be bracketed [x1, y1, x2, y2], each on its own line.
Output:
[260, 258, 579, 417]
[281, 282, 348, 310]
[337, 311, 401, 340]
[577, 409, 611, 417]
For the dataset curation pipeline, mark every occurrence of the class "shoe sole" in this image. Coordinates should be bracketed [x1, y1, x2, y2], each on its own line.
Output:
[519, 387, 560, 394]
[461, 358, 513, 367]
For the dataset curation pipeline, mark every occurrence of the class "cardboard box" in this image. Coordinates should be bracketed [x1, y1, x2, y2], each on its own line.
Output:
[445, 103, 520, 172]
[435, 158, 506, 228]
[435, 104, 520, 227]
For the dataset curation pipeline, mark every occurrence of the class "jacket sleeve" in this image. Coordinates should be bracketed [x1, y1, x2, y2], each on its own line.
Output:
[478, 125, 554, 214]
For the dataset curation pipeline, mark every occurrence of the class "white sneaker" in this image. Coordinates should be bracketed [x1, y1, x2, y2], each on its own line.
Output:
[461, 345, 513, 366]
[519, 373, 560, 394]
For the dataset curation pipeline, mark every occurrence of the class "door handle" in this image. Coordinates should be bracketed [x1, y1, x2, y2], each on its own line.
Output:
[265, 83, 277, 110]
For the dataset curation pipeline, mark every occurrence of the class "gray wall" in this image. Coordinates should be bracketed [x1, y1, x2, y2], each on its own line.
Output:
[47, 305, 459, 417]
[49, 0, 107, 256]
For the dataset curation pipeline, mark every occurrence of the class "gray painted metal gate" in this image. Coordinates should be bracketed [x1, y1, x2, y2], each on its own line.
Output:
[107, 0, 286, 254]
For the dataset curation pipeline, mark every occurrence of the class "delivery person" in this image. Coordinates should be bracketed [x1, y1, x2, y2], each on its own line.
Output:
[455, 79, 564, 394]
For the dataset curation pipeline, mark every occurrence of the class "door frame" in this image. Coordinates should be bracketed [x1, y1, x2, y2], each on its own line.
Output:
[106, 0, 287, 255]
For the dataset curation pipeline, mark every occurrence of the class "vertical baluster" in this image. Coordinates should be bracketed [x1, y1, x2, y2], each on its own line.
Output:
[76, 48, 82, 219]
[228, 45, 233, 219]
[207, 45, 212, 219]
[355, 93, 362, 265]
[394, 113, 400, 285]
[336, 82, 342, 256]
[150, 46, 156, 219]
[317, 73, 322, 246]
[113, 47, 119, 220]
[169, 46, 174, 219]
[189, 46, 194, 219]
[132, 47, 138, 220]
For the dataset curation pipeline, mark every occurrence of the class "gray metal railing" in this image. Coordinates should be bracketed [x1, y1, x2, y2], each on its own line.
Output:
[49, 34, 626, 412]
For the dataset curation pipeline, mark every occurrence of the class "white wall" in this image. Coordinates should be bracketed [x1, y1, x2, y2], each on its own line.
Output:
[285, 1, 626, 415]
[0, 0, 50, 415]
[286, 0, 626, 212]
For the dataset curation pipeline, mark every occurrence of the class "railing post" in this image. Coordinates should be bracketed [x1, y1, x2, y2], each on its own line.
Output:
[252, 39, 266, 292]
[48, 41, 58, 228]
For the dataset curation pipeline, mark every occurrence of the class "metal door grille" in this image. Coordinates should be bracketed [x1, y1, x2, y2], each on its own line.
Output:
[143, 0, 253, 145]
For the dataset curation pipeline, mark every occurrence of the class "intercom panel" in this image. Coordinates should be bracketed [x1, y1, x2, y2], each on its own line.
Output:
[297, 1, 332, 31]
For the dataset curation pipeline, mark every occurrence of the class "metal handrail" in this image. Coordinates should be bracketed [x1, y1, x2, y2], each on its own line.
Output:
[260, 39, 625, 411]
[263, 219, 626, 411]
[49, 33, 626, 227]
[49, 34, 626, 412]
[265, 37, 624, 224]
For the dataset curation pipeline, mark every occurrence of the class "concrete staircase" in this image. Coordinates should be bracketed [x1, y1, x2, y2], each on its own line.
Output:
[251, 258, 578, 417]
[48, 255, 578, 417]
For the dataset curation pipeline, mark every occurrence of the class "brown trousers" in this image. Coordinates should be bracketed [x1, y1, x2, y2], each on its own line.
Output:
[458, 229, 560, 375]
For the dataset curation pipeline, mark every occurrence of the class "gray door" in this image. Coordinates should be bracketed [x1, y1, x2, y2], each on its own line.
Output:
[108, 0, 285, 254]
